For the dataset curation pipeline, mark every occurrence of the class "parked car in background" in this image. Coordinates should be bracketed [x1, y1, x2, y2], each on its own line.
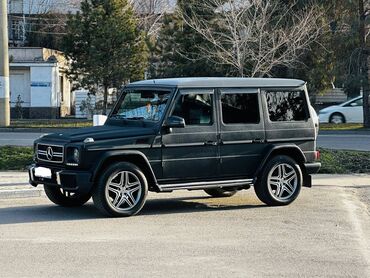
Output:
[318, 96, 363, 124]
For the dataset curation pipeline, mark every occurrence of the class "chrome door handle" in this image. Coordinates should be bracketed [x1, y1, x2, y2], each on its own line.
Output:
[252, 138, 264, 143]
[204, 141, 218, 146]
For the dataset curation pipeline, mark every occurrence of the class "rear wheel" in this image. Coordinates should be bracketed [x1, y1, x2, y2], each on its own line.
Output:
[254, 155, 302, 206]
[204, 188, 237, 198]
[44, 185, 91, 207]
[92, 162, 148, 217]
[329, 113, 345, 124]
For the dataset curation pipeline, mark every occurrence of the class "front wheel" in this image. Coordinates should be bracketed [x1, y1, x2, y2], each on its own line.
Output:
[92, 162, 148, 217]
[44, 185, 91, 207]
[254, 155, 302, 206]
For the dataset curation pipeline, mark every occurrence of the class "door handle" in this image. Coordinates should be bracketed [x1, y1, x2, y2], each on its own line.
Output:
[252, 138, 264, 143]
[204, 141, 218, 146]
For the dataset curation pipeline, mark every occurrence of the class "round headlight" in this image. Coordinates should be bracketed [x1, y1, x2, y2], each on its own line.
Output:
[73, 148, 80, 163]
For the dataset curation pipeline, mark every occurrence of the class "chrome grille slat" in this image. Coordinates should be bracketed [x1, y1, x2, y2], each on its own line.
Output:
[37, 143, 64, 163]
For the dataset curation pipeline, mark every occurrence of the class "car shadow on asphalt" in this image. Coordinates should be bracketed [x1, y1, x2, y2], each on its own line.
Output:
[0, 196, 265, 225]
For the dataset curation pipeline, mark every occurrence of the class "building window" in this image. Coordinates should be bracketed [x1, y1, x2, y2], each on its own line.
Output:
[60, 76, 64, 102]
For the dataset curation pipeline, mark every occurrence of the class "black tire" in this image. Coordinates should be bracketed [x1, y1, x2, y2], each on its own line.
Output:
[204, 188, 237, 198]
[44, 185, 91, 207]
[92, 162, 148, 217]
[254, 155, 302, 206]
[329, 113, 345, 124]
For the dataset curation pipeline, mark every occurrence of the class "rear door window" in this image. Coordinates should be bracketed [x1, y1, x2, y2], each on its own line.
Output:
[220, 89, 260, 124]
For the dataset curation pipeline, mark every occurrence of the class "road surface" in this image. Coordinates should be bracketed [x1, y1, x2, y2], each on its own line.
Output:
[0, 174, 369, 277]
[317, 133, 370, 151]
[1, 131, 370, 151]
[0, 132, 43, 146]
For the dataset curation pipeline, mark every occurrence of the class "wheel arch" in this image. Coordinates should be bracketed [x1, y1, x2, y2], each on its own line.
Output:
[254, 145, 306, 183]
[92, 150, 159, 192]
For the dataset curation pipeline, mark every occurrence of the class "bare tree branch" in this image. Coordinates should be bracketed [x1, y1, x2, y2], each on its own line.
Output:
[180, 0, 325, 77]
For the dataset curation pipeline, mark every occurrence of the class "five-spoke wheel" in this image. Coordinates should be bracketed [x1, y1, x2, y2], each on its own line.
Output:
[254, 155, 302, 206]
[92, 162, 148, 217]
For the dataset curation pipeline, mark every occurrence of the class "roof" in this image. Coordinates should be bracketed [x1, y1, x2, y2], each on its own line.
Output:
[129, 77, 306, 88]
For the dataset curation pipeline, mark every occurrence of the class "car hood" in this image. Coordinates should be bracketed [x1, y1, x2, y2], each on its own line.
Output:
[40, 124, 157, 143]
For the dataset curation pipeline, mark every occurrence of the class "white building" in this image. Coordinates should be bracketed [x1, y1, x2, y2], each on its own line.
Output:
[9, 47, 72, 119]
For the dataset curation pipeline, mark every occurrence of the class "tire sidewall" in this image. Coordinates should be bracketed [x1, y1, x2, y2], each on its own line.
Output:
[94, 162, 148, 217]
[260, 155, 302, 205]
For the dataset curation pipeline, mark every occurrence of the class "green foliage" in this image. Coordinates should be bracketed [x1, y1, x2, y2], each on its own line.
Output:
[319, 148, 370, 174]
[0, 146, 33, 170]
[62, 0, 148, 113]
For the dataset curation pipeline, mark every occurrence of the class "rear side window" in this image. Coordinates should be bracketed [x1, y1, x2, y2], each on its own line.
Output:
[221, 92, 260, 124]
[266, 91, 308, 122]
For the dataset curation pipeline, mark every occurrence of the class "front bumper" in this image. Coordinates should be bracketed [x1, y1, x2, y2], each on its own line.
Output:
[28, 164, 93, 195]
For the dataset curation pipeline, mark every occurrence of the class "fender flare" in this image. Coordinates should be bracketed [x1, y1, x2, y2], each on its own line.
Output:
[92, 150, 159, 190]
[253, 144, 306, 181]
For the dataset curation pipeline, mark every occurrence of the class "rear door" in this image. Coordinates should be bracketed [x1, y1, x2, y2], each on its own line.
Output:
[218, 88, 266, 178]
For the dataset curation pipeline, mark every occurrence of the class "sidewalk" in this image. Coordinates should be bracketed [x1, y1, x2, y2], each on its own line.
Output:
[0, 172, 43, 199]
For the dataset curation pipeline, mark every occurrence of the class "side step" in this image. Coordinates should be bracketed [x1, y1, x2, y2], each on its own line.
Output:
[158, 178, 253, 192]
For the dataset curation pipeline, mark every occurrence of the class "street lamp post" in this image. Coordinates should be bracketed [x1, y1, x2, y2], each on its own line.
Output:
[0, 0, 10, 126]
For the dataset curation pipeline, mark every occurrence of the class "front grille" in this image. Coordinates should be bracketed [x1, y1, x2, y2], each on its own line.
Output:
[37, 143, 64, 163]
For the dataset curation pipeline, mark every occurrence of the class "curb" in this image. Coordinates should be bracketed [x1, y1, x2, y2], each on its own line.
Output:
[0, 188, 44, 199]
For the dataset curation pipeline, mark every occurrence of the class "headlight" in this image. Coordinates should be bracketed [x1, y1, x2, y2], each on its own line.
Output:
[73, 148, 80, 164]
[66, 147, 81, 166]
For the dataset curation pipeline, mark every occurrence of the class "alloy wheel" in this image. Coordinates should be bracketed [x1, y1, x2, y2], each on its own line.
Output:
[267, 163, 298, 201]
[105, 171, 142, 211]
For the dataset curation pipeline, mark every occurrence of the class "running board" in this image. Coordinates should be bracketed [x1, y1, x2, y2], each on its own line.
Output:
[158, 178, 253, 192]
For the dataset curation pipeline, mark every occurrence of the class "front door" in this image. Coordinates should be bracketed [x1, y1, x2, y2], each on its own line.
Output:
[218, 88, 266, 177]
[161, 89, 219, 182]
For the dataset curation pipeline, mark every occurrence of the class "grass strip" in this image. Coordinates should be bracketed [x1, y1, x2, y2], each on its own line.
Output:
[0, 146, 34, 170]
[9, 119, 92, 128]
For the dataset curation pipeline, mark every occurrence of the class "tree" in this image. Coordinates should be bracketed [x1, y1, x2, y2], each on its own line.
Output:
[180, 0, 324, 77]
[150, 0, 228, 78]
[358, 0, 370, 127]
[62, 0, 148, 114]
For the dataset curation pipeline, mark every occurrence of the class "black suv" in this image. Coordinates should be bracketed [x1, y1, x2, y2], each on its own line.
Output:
[29, 78, 321, 217]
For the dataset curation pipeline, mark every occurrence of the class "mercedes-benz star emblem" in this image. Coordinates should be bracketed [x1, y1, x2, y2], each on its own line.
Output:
[46, 147, 54, 160]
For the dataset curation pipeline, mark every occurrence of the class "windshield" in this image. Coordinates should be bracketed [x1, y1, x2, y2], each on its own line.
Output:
[110, 89, 172, 121]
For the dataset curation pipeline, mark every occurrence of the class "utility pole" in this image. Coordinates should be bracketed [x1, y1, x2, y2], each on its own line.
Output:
[0, 0, 10, 126]
[359, 0, 370, 128]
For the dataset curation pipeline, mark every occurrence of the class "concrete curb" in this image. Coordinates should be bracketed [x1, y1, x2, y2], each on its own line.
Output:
[0, 188, 44, 199]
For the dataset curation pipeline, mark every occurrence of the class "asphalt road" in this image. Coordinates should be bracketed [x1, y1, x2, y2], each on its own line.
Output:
[0, 132, 43, 146]
[1, 131, 370, 151]
[317, 133, 370, 151]
[0, 175, 369, 277]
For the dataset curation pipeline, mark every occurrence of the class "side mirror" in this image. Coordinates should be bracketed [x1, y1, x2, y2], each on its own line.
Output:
[165, 116, 186, 128]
